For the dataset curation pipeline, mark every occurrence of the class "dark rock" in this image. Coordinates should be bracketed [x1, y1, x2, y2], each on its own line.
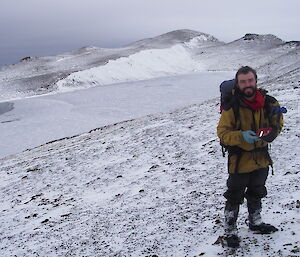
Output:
[21, 56, 32, 61]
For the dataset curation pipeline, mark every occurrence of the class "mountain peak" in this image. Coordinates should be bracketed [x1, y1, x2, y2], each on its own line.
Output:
[284, 40, 300, 47]
[243, 33, 260, 40]
[158, 29, 218, 40]
[242, 33, 283, 43]
[127, 29, 220, 48]
[227, 33, 284, 48]
[150, 29, 220, 44]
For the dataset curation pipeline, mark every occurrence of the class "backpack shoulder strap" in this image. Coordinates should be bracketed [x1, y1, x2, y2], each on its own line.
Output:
[233, 100, 241, 130]
[264, 94, 276, 120]
[222, 94, 241, 129]
[265, 94, 277, 104]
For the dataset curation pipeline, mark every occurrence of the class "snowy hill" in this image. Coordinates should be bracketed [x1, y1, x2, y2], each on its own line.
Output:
[0, 29, 221, 101]
[35, 32, 300, 95]
[0, 73, 299, 257]
[228, 33, 284, 48]
[127, 29, 221, 48]
[258, 46, 300, 85]
[1, 29, 299, 101]
[190, 33, 300, 73]
[56, 44, 205, 91]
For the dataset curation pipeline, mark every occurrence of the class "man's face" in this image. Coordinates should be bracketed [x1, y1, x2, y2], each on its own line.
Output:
[237, 72, 257, 98]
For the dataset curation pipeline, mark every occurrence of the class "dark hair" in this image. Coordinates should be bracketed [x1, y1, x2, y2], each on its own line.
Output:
[234, 66, 257, 87]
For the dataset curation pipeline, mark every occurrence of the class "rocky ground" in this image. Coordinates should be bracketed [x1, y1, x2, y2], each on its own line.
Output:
[0, 77, 299, 256]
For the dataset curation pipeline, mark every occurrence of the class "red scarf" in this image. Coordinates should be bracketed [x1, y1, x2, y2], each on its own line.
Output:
[242, 91, 265, 111]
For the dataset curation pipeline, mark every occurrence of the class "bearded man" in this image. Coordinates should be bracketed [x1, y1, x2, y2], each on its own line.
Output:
[217, 66, 284, 248]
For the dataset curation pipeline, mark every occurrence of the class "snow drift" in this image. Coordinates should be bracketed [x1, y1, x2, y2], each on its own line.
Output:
[56, 44, 206, 92]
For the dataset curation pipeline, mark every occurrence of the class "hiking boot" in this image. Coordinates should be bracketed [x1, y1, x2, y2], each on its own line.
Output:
[224, 204, 239, 236]
[248, 208, 263, 226]
[225, 234, 240, 248]
[249, 222, 278, 234]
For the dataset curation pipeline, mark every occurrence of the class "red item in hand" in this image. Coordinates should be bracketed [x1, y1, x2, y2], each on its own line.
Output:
[256, 127, 272, 138]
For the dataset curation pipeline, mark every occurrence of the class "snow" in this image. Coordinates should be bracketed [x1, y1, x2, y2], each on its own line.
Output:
[56, 45, 206, 92]
[0, 80, 299, 256]
[0, 29, 300, 256]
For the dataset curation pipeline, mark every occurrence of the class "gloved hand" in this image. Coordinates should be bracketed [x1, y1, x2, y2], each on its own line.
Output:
[241, 130, 260, 144]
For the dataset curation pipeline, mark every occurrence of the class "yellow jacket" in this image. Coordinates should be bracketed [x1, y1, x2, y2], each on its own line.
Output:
[217, 93, 283, 174]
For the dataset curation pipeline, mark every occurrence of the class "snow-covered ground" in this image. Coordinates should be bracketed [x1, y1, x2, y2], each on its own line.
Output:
[0, 78, 299, 257]
[0, 29, 299, 256]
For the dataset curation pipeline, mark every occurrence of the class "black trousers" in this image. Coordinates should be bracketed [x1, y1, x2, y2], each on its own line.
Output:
[224, 167, 269, 212]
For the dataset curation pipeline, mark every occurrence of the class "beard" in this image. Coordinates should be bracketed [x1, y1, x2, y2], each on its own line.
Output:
[240, 86, 256, 98]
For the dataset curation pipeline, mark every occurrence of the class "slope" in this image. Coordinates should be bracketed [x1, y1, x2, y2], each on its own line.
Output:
[0, 76, 299, 256]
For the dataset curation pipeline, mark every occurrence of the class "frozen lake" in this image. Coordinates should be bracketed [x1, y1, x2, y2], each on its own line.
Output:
[0, 71, 233, 158]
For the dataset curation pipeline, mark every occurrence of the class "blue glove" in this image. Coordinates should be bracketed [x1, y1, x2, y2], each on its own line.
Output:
[242, 130, 260, 144]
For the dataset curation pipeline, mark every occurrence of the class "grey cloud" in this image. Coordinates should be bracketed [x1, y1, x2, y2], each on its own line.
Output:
[0, 0, 299, 66]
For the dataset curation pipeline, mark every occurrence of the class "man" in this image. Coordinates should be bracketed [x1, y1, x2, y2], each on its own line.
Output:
[217, 66, 284, 248]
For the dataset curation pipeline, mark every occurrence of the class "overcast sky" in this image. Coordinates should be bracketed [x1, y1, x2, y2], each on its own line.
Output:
[1, 0, 299, 66]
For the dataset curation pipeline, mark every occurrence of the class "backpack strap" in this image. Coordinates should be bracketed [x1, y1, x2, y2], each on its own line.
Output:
[222, 94, 241, 129]
[232, 100, 241, 130]
[220, 95, 241, 157]
[264, 95, 276, 120]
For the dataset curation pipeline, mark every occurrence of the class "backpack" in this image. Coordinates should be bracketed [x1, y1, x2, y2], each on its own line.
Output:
[219, 78, 286, 121]
[219, 79, 241, 127]
[220, 79, 235, 111]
